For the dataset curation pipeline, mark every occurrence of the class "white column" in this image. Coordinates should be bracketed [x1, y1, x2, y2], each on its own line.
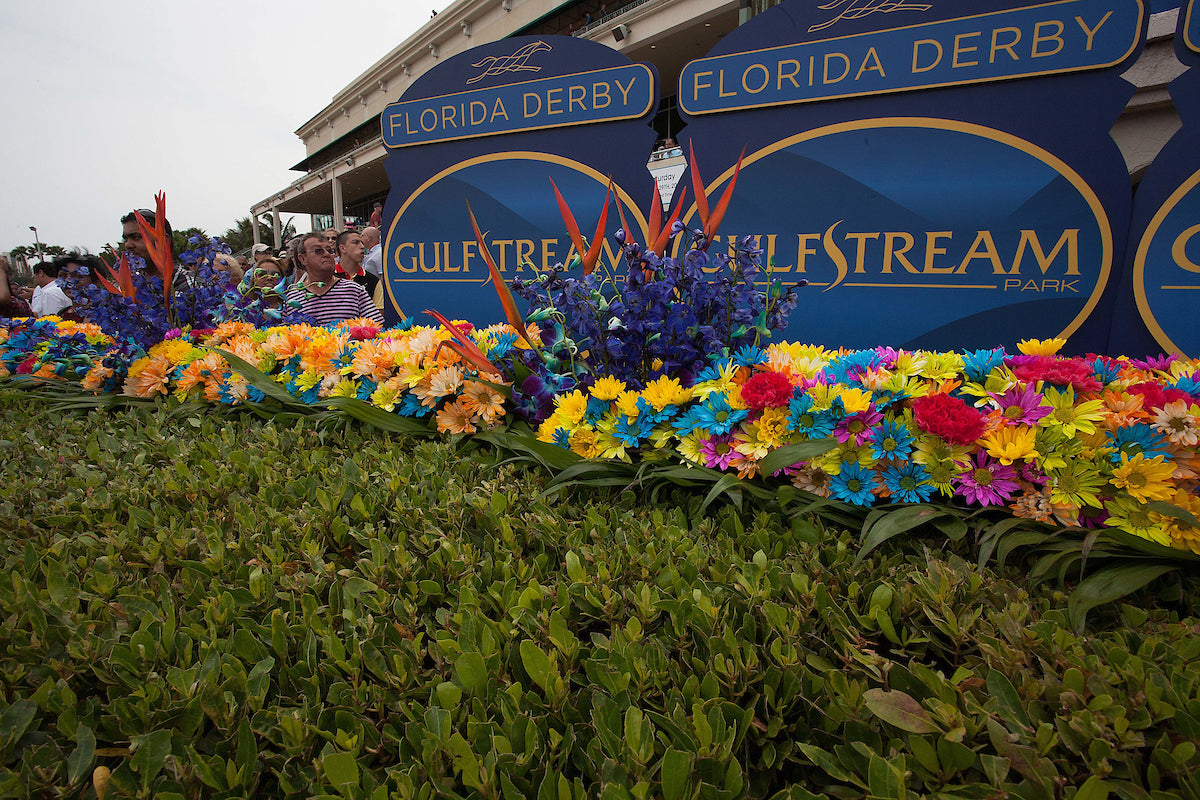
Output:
[331, 174, 345, 230]
[271, 206, 282, 248]
[251, 209, 261, 247]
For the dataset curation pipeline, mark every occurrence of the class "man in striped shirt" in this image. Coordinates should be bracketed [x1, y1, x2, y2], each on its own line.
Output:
[286, 233, 384, 325]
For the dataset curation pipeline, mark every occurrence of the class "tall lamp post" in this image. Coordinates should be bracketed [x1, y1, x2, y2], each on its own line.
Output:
[29, 226, 44, 265]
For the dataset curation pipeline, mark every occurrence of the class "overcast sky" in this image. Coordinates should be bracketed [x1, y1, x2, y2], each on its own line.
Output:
[0, 1, 452, 256]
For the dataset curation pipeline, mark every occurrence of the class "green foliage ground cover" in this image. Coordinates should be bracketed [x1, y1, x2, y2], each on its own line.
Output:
[2, 392, 1200, 800]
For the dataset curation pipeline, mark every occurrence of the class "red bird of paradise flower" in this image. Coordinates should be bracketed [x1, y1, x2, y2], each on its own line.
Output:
[549, 177, 612, 275]
[688, 141, 745, 251]
[134, 192, 174, 310]
[466, 201, 536, 350]
[95, 245, 138, 302]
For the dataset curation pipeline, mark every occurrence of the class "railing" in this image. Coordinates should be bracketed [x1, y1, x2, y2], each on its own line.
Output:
[574, 0, 656, 36]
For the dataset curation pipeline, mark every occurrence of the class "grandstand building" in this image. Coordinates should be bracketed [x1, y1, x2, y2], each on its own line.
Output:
[250, 0, 1188, 246]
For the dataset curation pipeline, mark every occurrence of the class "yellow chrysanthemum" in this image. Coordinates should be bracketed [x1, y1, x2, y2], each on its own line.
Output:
[553, 390, 589, 425]
[569, 427, 602, 458]
[693, 361, 741, 400]
[1110, 453, 1176, 503]
[590, 376, 627, 401]
[643, 375, 693, 410]
[981, 425, 1039, 465]
[1017, 337, 1067, 356]
[615, 390, 642, 418]
[148, 338, 196, 366]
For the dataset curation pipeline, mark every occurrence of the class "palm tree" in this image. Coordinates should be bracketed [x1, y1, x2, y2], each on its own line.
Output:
[223, 215, 296, 254]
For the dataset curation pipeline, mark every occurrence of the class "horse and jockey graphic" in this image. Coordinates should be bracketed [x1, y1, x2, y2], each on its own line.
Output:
[467, 41, 553, 84]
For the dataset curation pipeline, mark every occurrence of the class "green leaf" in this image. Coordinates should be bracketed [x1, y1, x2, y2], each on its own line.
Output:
[323, 751, 360, 795]
[1147, 500, 1200, 530]
[0, 699, 37, 745]
[1075, 776, 1110, 800]
[316, 396, 432, 435]
[1068, 563, 1177, 634]
[130, 729, 173, 786]
[856, 505, 949, 565]
[758, 438, 838, 476]
[454, 652, 487, 695]
[661, 748, 693, 800]
[437, 681, 463, 709]
[66, 724, 95, 786]
[863, 689, 938, 734]
[985, 669, 1031, 730]
[520, 640, 554, 692]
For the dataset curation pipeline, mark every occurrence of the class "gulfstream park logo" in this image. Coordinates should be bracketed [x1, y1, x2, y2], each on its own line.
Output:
[467, 41, 553, 84]
[809, 0, 933, 33]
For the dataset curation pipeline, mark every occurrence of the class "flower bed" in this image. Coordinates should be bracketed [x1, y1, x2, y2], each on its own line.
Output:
[3, 314, 1199, 556]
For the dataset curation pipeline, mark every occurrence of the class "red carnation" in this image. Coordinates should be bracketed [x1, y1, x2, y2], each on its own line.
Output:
[740, 370, 794, 410]
[348, 325, 381, 341]
[912, 392, 986, 445]
[16, 355, 36, 375]
[1127, 381, 1191, 410]
[1009, 355, 1101, 393]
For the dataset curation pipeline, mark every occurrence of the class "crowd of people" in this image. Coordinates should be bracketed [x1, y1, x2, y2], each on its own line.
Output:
[0, 208, 388, 326]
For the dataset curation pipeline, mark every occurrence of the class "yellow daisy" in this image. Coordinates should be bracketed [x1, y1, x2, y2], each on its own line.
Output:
[1110, 453, 1176, 503]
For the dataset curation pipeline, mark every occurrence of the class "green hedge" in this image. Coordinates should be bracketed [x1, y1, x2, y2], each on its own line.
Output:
[1, 392, 1199, 799]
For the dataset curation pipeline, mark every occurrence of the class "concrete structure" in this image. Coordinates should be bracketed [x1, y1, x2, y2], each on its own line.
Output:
[250, 0, 1189, 247]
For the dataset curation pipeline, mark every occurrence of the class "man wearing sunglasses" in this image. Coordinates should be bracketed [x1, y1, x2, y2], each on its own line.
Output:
[285, 233, 383, 325]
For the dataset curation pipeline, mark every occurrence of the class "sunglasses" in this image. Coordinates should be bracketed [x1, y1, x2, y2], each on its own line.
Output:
[306, 246, 335, 256]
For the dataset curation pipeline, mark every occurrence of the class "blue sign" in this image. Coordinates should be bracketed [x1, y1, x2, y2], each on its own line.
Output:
[677, 0, 1147, 353]
[380, 36, 659, 326]
[1111, 0, 1200, 355]
[678, 120, 1112, 350]
[680, 0, 1143, 115]
[382, 62, 654, 147]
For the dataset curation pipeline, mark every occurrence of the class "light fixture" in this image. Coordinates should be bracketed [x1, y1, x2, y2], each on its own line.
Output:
[612, 24, 629, 42]
[342, 107, 350, 117]
[461, 20, 472, 36]
[502, 0, 511, 9]
[430, 42, 439, 58]
[359, 94, 368, 105]
[401, 62, 410, 76]
[345, 157, 355, 167]
[379, 79, 388, 92]
[318, 171, 326, 180]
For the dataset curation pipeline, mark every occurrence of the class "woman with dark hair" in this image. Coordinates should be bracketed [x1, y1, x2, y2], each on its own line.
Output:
[0, 255, 32, 318]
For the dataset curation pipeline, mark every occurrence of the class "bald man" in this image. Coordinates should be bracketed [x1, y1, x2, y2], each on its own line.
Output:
[361, 226, 383, 279]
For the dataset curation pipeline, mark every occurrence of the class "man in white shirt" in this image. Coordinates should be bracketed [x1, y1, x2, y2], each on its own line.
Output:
[361, 226, 383, 278]
[30, 262, 72, 318]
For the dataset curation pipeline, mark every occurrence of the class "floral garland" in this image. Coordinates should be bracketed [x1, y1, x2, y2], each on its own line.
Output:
[3, 314, 1198, 554]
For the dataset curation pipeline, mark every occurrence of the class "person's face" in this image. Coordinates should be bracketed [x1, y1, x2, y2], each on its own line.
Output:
[237, 256, 251, 269]
[254, 263, 283, 288]
[253, 251, 270, 264]
[339, 234, 365, 263]
[299, 239, 336, 280]
[122, 220, 151, 260]
[323, 231, 339, 249]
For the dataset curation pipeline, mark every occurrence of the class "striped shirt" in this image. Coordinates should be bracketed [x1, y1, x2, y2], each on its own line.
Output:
[286, 277, 383, 325]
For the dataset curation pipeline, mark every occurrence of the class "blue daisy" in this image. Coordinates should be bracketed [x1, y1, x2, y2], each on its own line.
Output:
[694, 392, 748, 435]
[881, 462, 935, 503]
[870, 418, 914, 461]
[829, 461, 877, 506]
